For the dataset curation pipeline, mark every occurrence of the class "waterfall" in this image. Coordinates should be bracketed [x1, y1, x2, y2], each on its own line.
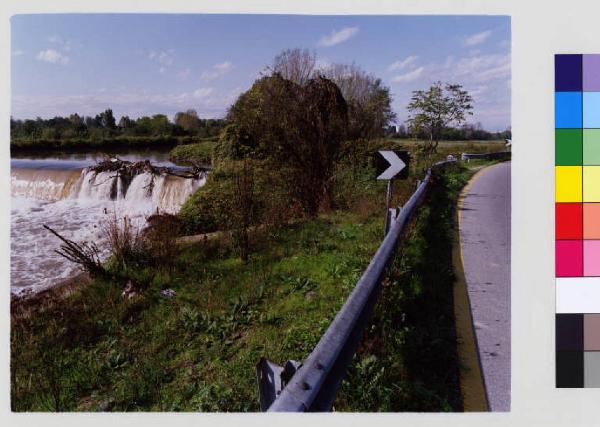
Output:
[11, 167, 206, 214]
[11, 168, 82, 202]
[11, 165, 207, 295]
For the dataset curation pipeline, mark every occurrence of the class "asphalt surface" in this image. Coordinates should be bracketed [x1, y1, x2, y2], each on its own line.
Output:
[459, 161, 511, 412]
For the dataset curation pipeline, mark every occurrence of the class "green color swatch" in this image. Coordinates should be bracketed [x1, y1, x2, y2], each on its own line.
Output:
[556, 128, 583, 165]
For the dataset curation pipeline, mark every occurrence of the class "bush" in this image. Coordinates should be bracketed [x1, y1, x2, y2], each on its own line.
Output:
[177, 167, 236, 235]
[178, 159, 294, 236]
[143, 214, 181, 274]
[169, 141, 216, 166]
[102, 213, 149, 273]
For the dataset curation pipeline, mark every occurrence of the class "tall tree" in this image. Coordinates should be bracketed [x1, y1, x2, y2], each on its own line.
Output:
[226, 73, 348, 216]
[271, 49, 395, 141]
[406, 81, 473, 153]
[174, 109, 202, 132]
[321, 63, 396, 141]
[118, 115, 133, 129]
[100, 109, 116, 130]
[272, 48, 316, 86]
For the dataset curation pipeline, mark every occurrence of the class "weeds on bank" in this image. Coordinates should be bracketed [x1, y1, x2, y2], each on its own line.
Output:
[336, 163, 472, 412]
[12, 148, 495, 411]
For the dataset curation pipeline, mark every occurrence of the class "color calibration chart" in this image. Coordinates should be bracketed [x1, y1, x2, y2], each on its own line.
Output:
[556, 54, 600, 387]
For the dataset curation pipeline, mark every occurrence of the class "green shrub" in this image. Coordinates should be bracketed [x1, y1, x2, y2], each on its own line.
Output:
[169, 141, 217, 166]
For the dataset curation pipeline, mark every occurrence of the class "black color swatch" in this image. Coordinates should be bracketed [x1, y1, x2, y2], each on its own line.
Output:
[556, 351, 584, 388]
[556, 313, 584, 351]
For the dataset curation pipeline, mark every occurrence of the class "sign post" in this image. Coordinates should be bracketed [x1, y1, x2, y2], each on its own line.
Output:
[375, 150, 410, 236]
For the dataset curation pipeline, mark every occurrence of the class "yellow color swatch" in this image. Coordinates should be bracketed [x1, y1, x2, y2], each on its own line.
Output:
[556, 166, 582, 202]
[584, 166, 600, 202]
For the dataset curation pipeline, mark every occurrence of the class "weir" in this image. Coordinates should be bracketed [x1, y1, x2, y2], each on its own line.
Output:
[11, 167, 206, 214]
[10, 164, 206, 295]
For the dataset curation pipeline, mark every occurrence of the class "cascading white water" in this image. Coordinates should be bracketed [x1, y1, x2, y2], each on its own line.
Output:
[11, 165, 206, 296]
[11, 168, 82, 202]
[11, 167, 205, 214]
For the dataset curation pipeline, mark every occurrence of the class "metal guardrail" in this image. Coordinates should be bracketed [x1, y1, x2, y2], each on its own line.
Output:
[264, 159, 456, 412]
[461, 151, 511, 161]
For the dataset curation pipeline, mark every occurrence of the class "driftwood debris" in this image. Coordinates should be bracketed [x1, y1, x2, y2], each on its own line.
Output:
[43, 224, 106, 277]
[88, 157, 207, 199]
[90, 157, 206, 180]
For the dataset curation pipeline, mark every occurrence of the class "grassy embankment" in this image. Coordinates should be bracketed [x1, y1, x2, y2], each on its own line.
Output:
[10, 135, 218, 152]
[169, 141, 216, 166]
[336, 162, 475, 411]
[11, 140, 506, 412]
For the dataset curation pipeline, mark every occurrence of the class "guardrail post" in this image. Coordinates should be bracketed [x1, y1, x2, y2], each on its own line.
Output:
[256, 358, 302, 411]
[384, 180, 393, 236]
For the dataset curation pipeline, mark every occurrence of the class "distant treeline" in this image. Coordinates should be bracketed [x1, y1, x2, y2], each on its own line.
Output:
[11, 109, 225, 149]
[387, 123, 511, 141]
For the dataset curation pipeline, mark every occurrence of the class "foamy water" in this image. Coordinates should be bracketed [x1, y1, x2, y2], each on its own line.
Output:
[10, 161, 205, 296]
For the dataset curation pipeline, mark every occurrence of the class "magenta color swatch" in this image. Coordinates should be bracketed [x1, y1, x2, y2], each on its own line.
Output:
[556, 240, 583, 277]
[584, 240, 600, 276]
[584, 55, 600, 92]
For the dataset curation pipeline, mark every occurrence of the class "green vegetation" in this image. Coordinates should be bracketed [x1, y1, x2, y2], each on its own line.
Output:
[336, 163, 473, 412]
[11, 141, 503, 411]
[10, 109, 224, 151]
[406, 82, 473, 154]
[11, 202, 385, 412]
[11, 135, 218, 151]
[169, 140, 217, 166]
[11, 46, 510, 412]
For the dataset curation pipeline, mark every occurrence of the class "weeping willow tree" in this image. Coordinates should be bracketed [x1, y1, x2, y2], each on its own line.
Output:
[224, 73, 348, 217]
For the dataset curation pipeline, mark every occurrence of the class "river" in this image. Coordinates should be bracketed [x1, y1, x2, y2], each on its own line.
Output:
[10, 149, 206, 297]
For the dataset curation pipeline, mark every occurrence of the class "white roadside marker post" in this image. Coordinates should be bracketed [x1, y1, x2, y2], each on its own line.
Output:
[376, 150, 408, 236]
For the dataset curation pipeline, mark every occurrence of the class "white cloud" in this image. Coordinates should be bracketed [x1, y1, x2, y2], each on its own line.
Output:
[201, 61, 234, 80]
[214, 61, 233, 73]
[388, 55, 418, 72]
[48, 35, 72, 52]
[148, 50, 174, 67]
[391, 67, 425, 83]
[463, 30, 492, 47]
[389, 52, 510, 131]
[193, 87, 214, 98]
[12, 49, 24, 57]
[318, 26, 359, 47]
[399, 53, 509, 86]
[451, 53, 510, 82]
[11, 86, 244, 121]
[36, 49, 70, 65]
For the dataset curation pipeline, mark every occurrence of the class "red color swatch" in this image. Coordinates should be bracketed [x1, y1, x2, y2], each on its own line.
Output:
[556, 203, 583, 239]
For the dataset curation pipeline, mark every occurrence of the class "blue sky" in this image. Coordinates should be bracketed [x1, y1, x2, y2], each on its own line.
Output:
[11, 14, 510, 131]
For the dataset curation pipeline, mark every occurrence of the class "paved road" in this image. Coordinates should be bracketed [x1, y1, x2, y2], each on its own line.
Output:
[459, 161, 511, 412]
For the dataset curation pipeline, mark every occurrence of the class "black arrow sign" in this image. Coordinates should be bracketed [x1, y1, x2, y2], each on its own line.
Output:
[374, 150, 410, 180]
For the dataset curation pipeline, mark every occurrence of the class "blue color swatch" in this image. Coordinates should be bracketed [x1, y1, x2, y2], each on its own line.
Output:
[556, 92, 583, 128]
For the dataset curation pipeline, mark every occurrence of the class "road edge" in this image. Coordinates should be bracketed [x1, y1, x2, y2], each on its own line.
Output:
[452, 165, 492, 411]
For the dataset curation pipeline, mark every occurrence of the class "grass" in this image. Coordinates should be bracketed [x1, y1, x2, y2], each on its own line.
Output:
[10, 135, 218, 152]
[11, 213, 384, 411]
[169, 141, 217, 166]
[11, 140, 506, 412]
[335, 163, 474, 411]
[393, 139, 507, 152]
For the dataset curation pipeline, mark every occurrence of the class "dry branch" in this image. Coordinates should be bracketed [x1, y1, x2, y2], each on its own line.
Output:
[90, 157, 206, 180]
[43, 225, 106, 277]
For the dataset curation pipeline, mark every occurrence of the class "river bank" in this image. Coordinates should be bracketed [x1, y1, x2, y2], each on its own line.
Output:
[11, 135, 218, 152]
[10, 150, 206, 296]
